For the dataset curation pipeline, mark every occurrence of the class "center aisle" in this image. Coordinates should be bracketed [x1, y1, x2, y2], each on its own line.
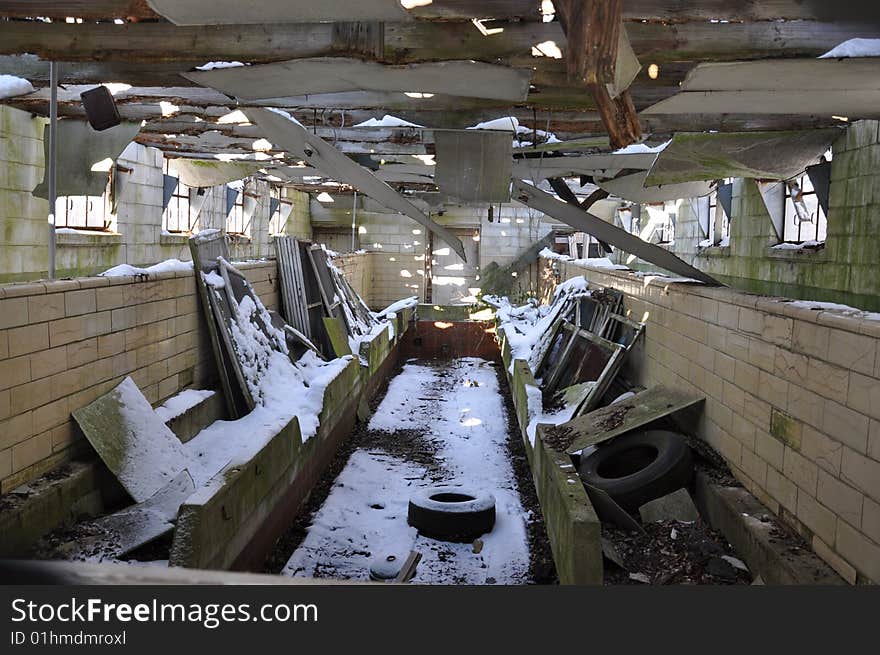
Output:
[282, 357, 532, 584]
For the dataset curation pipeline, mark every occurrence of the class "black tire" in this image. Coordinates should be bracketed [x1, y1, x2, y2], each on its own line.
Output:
[407, 486, 496, 542]
[577, 430, 693, 511]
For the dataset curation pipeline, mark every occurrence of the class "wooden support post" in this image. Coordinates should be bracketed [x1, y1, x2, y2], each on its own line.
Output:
[588, 84, 642, 149]
[555, 0, 641, 149]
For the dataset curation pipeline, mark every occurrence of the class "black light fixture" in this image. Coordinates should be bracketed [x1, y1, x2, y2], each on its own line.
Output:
[80, 86, 121, 131]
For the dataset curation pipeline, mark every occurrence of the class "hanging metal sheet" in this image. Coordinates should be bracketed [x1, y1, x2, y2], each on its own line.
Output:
[175, 159, 263, 187]
[162, 174, 179, 211]
[32, 119, 140, 199]
[511, 152, 657, 182]
[644, 130, 841, 186]
[147, 0, 410, 25]
[183, 58, 532, 102]
[717, 182, 734, 219]
[434, 129, 511, 203]
[643, 59, 880, 118]
[512, 179, 722, 285]
[806, 160, 832, 215]
[598, 170, 713, 203]
[245, 107, 467, 261]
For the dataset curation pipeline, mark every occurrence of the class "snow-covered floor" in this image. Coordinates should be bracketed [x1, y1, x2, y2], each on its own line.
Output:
[282, 358, 532, 584]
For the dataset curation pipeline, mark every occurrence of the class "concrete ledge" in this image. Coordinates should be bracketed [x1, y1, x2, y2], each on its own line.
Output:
[497, 324, 602, 584]
[0, 460, 125, 558]
[509, 358, 538, 463]
[692, 471, 845, 585]
[165, 391, 226, 444]
[169, 359, 363, 571]
[533, 426, 603, 585]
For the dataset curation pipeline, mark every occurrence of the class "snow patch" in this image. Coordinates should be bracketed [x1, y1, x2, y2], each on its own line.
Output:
[468, 116, 520, 132]
[100, 259, 193, 277]
[353, 115, 423, 128]
[771, 240, 823, 250]
[819, 39, 880, 59]
[195, 61, 247, 70]
[154, 389, 215, 424]
[0, 75, 35, 100]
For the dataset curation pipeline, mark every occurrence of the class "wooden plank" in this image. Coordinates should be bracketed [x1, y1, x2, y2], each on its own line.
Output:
[553, 385, 705, 454]
[188, 231, 248, 418]
[2, 19, 872, 67]
[0, 1, 842, 22]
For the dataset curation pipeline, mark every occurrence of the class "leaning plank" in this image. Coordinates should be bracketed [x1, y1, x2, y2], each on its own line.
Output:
[72, 377, 191, 503]
[60, 471, 195, 562]
[556, 385, 705, 454]
[189, 231, 246, 418]
[246, 107, 467, 261]
[183, 58, 532, 103]
[512, 179, 722, 285]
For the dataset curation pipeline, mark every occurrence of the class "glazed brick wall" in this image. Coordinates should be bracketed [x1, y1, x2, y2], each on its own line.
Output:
[0, 262, 279, 494]
[552, 259, 880, 584]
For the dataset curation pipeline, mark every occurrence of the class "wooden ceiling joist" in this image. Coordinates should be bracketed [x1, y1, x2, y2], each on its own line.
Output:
[0, 0, 856, 23]
[2, 19, 875, 66]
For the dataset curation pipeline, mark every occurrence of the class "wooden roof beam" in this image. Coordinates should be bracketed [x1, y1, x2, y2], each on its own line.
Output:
[2, 19, 875, 66]
[0, 1, 864, 23]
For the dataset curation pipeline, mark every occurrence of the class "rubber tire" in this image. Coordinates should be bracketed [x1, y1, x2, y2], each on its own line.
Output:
[577, 430, 693, 511]
[407, 486, 496, 542]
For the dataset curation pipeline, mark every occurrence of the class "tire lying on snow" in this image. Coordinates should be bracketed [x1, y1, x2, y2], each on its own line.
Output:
[407, 487, 496, 542]
[577, 430, 693, 511]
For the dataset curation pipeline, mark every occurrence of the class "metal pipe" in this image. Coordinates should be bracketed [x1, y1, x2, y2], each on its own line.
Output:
[47, 61, 59, 279]
[350, 190, 358, 252]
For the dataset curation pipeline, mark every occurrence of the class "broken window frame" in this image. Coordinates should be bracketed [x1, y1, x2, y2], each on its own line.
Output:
[542, 321, 627, 413]
[162, 159, 197, 234]
[54, 188, 113, 231]
[225, 181, 250, 236]
[698, 178, 733, 247]
[781, 171, 827, 245]
[267, 185, 289, 236]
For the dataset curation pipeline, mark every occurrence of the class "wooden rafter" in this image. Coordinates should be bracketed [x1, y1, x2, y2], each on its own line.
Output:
[0, 1, 854, 22]
[1, 19, 874, 66]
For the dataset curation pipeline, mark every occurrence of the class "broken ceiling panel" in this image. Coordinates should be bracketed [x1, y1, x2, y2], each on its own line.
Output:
[146, 0, 411, 25]
[680, 58, 880, 92]
[598, 170, 713, 202]
[246, 107, 466, 261]
[643, 58, 880, 117]
[72, 377, 192, 503]
[642, 90, 880, 118]
[512, 179, 721, 285]
[434, 130, 511, 203]
[183, 58, 532, 103]
[644, 130, 841, 186]
[512, 152, 658, 181]
[33, 119, 140, 199]
[174, 159, 265, 187]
